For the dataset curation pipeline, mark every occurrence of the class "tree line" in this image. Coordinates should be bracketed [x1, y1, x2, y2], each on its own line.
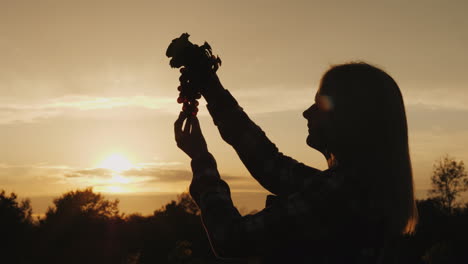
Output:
[0, 155, 467, 263]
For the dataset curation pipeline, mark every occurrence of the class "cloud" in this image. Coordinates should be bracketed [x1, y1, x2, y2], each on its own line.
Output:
[65, 168, 113, 178]
[59, 165, 252, 194]
[0, 86, 316, 125]
[404, 85, 468, 111]
[122, 167, 246, 182]
[61, 166, 212, 184]
[407, 103, 468, 132]
[4, 84, 465, 126]
[0, 159, 306, 196]
[44, 96, 173, 111]
[0, 164, 66, 179]
[0, 95, 179, 125]
[233, 84, 468, 115]
[135, 161, 183, 167]
[122, 168, 192, 182]
[0, 164, 70, 195]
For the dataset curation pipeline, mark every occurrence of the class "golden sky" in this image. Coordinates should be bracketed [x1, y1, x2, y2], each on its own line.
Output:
[1, 0, 467, 215]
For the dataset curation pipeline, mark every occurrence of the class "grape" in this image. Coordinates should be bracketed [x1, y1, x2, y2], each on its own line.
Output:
[177, 97, 184, 104]
[194, 100, 199, 106]
[191, 108, 198, 115]
[177, 86, 182, 91]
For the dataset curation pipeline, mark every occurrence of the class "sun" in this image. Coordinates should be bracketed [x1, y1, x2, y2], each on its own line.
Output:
[99, 153, 133, 172]
[94, 153, 137, 193]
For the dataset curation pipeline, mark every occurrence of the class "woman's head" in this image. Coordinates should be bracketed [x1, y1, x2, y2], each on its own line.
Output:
[304, 62, 407, 159]
[303, 62, 418, 235]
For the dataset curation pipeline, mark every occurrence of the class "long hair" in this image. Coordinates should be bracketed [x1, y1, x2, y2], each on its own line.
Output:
[319, 62, 418, 236]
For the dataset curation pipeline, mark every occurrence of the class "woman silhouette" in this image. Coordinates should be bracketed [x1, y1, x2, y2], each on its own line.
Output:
[174, 62, 418, 264]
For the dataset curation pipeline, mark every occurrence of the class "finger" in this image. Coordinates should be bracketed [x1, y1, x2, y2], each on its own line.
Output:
[191, 116, 202, 136]
[174, 111, 186, 139]
[174, 111, 185, 127]
[183, 115, 192, 134]
[190, 117, 207, 145]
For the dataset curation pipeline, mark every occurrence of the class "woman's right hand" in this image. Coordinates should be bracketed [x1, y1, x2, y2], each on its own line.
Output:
[174, 111, 209, 160]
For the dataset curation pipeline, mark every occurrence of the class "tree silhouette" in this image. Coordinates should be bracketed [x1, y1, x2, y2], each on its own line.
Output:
[0, 190, 34, 262]
[137, 191, 214, 263]
[428, 155, 468, 214]
[37, 188, 126, 263]
[176, 191, 201, 216]
[45, 187, 120, 220]
[0, 190, 33, 224]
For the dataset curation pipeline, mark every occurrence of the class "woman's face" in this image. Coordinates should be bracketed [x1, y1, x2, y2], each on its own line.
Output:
[302, 87, 333, 154]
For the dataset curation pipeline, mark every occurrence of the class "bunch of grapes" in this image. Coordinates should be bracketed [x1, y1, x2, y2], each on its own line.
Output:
[166, 33, 221, 116]
[177, 67, 201, 116]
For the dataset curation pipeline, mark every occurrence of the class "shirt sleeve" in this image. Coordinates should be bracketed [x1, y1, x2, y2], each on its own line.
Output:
[204, 86, 321, 196]
[189, 152, 345, 260]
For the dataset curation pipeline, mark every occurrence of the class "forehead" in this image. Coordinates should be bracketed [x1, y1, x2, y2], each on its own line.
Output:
[315, 86, 325, 101]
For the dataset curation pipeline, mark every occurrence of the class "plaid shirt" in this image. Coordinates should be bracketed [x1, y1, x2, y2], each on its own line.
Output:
[189, 87, 386, 263]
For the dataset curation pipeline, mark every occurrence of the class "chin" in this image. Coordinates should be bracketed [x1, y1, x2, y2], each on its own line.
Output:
[306, 135, 323, 152]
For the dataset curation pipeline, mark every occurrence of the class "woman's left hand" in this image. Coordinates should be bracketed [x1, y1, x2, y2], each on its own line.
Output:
[174, 111, 209, 159]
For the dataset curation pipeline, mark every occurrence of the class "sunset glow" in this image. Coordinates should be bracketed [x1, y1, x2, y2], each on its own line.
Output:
[99, 154, 133, 172]
[102, 185, 127, 194]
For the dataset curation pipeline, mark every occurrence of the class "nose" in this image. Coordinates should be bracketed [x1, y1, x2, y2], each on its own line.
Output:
[303, 104, 315, 119]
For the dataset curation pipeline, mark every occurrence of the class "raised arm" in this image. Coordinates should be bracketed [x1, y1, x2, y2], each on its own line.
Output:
[199, 74, 321, 196]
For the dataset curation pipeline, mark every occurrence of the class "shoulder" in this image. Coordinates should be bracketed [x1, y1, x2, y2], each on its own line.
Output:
[302, 166, 346, 195]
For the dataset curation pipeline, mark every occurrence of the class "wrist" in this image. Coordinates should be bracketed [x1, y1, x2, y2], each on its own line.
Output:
[191, 151, 212, 162]
[200, 74, 224, 102]
[191, 151, 217, 173]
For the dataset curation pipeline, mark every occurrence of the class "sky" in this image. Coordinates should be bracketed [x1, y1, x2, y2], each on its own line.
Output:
[1, 0, 467, 215]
